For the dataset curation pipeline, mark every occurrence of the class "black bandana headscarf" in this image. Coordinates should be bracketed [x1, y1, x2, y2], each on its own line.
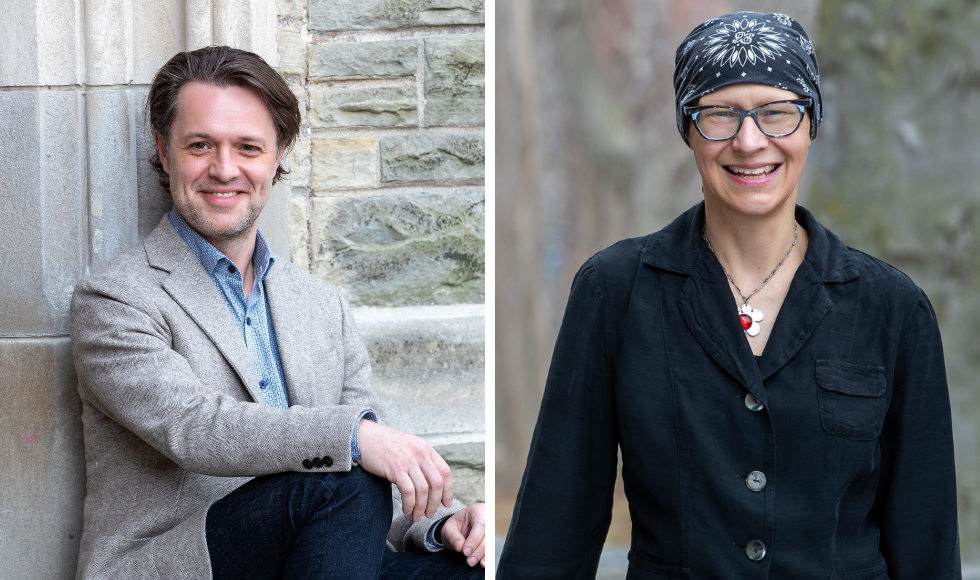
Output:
[673, 12, 822, 145]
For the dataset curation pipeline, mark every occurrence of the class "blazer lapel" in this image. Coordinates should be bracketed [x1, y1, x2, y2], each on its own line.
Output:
[677, 252, 763, 396]
[144, 218, 263, 403]
[264, 267, 316, 407]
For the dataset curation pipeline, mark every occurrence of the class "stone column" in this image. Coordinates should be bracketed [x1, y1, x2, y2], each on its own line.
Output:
[0, 1, 281, 577]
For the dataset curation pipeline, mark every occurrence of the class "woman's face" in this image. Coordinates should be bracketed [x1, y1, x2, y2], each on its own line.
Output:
[689, 83, 810, 219]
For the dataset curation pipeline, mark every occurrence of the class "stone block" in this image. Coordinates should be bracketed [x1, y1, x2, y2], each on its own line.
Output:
[87, 89, 141, 272]
[310, 86, 417, 128]
[277, 30, 304, 75]
[309, 0, 484, 31]
[0, 0, 81, 86]
[257, 179, 293, 259]
[424, 35, 485, 126]
[277, 0, 303, 19]
[134, 88, 174, 240]
[132, 0, 184, 84]
[433, 442, 485, 504]
[0, 338, 86, 580]
[354, 304, 485, 436]
[308, 41, 417, 78]
[287, 135, 312, 188]
[85, 0, 133, 85]
[380, 135, 484, 184]
[312, 191, 485, 305]
[290, 197, 311, 270]
[311, 138, 378, 190]
[291, 84, 309, 128]
[37, 0, 83, 85]
[0, 91, 86, 337]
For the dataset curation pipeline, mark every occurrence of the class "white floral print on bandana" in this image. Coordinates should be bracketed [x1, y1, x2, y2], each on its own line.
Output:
[703, 17, 788, 67]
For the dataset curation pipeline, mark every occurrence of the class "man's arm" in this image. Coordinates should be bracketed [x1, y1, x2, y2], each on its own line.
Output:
[70, 269, 376, 475]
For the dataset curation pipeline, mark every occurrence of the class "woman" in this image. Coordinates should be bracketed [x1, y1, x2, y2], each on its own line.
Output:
[497, 12, 960, 580]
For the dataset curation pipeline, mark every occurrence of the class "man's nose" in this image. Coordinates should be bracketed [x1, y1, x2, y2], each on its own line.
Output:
[209, 147, 241, 182]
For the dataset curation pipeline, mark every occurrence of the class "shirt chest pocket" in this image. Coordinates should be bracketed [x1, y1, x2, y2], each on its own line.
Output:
[815, 360, 889, 441]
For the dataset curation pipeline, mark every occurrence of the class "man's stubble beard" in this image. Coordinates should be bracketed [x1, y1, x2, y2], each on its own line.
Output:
[177, 194, 264, 245]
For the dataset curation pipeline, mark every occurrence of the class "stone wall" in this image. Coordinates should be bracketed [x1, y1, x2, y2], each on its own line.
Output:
[0, 0, 484, 577]
[275, 0, 486, 502]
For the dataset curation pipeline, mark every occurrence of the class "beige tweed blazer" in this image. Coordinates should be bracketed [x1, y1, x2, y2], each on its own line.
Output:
[70, 217, 458, 579]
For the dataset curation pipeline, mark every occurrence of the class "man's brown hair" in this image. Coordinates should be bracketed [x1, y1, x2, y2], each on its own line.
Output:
[146, 46, 301, 188]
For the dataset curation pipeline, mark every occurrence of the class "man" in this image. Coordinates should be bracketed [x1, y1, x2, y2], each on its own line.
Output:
[69, 46, 485, 579]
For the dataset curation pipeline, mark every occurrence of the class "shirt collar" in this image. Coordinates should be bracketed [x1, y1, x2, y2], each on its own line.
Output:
[642, 202, 859, 284]
[168, 208, 276, 281]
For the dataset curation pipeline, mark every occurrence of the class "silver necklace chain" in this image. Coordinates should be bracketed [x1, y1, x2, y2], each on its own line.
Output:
[702, 221, 798, 306]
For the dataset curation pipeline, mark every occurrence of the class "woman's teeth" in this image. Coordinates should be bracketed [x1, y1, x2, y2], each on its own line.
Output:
[726, 164, 777, 176]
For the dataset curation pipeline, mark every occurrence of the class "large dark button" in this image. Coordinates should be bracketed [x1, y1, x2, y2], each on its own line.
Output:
[227, 264, 236, 274]
[302, 459, 314, 469]
[322, 456, 333, 467]
[745, 539, 766, 561]
[744, 393, 764, 412]
[312, 457, 323, 468]
[745, 471, 767, 492]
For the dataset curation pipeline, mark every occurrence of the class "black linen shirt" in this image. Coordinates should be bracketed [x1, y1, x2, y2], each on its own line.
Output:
[498, 203, 960, 580]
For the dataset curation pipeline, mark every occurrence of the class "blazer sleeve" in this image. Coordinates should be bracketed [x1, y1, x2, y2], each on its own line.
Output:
[497, 259, 620, 579]
[872, 291, 961, 579]
[70, 271, 376, 476]
[387, 485, 465, 552]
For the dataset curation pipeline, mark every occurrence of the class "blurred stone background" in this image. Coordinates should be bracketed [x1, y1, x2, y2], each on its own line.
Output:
[496, 0, 980, 569]
[0, 1, 483, 577]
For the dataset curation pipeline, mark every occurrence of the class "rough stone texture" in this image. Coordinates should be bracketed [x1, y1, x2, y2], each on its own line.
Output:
[277, 0, 303, 19]
[309, 0, 485, 31]
[310, 85, 418, 128]
[424, 35, 485, 126]
[0, 338, 86, 580]
[311, 138, 378, 190]
[313, 192, 484, 306]
[287, 135, 312, 188]
[291, 84, 309, 128]
[0, 91, 86, 337]
[433, 442, 484, 505]
[380, 135, 484, 184]
[277, 30, 304, 75]
[290, 197, 311, 271]
[354, 305, 484, 435]
[87, 89, 140, 272]
[308, 41, 418, 78]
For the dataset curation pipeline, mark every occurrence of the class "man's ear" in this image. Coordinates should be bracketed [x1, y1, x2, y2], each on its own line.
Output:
[154, 132, 171, 174]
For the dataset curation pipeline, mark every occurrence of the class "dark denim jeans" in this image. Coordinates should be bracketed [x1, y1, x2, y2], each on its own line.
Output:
[206, 469, 483, 580]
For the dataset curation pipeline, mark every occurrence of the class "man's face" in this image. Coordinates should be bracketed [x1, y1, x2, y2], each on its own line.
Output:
[155, 81, 283, 246]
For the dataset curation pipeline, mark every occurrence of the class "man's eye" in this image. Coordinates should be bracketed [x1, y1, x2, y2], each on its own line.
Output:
[190, 142, 209, 151]
[241, 144, 260, 152]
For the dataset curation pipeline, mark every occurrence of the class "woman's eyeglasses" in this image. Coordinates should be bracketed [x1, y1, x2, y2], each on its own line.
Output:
[683, 98, 812, 141]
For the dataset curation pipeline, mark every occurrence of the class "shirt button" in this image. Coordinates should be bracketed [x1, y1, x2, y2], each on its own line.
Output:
[227, 264, 235, 274]
[745, 471, 767, 492]
[744, 393, 764, 412]
[245, 317, 251, 325]
[745, 539, 766, 561]
[259, 380, 267, 389]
